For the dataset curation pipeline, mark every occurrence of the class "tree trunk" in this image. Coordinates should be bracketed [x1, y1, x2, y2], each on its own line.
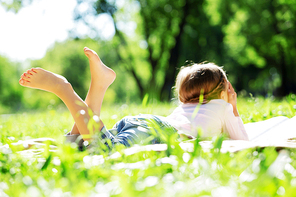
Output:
[275, 43, 288, 96]
[160, 0, 190, 101]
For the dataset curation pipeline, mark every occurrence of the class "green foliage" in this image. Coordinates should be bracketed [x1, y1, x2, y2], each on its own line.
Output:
[0, 55, 23, 112]
[1, 0, 296, 112]
[218, 0, 296, 96]
[73, 0, 296, 100]
[0, 0, 33, 13]
[1, 97, 296, 196]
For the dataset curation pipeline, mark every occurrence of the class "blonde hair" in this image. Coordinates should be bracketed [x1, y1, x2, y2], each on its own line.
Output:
[175, 62, 228, 104]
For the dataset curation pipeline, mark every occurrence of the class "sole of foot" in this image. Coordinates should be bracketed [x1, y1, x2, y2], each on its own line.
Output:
[19, 68, 70, 94]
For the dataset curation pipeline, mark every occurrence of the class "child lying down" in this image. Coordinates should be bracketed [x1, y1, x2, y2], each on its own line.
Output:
[17, 47, 295, 151]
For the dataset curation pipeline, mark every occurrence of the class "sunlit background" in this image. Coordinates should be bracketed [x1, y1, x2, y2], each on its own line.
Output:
[0, 0, 296, 113]
[0, 0, 116, 61]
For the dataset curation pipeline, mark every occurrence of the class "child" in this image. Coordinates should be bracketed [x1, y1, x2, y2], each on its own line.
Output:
[166, 62, 249, 141]
[19, 47, 248, 150]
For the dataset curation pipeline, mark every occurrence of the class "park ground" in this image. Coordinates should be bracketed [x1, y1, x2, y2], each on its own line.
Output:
[1, 96, 296, 196]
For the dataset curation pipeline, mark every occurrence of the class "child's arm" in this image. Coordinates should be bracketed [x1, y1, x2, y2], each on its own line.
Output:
[227, 82, 239, 117]
[225, 82, 249, 140]
[223, 104, 249, 140]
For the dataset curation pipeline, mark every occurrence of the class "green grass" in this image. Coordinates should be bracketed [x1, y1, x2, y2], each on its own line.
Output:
[1, 96, 296, 196]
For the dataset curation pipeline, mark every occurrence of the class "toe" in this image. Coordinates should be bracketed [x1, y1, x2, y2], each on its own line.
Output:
[22, 73, 30, 79]
[84, 47, 91, 54]
[19, 79, 28, 86]
[26, 70, 33, 75]
[84, 47, 93, 52]
[22, 73, 31, 81]
[84, 47, 99, 60]
[84, 47, 96, 54]
[31, 68, 37, 73]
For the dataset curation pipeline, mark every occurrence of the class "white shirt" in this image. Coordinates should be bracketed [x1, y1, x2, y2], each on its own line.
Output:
[166, 99, 248, 140]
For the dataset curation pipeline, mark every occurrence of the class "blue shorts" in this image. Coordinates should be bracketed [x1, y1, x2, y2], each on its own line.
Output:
[99, 114, 177, 147]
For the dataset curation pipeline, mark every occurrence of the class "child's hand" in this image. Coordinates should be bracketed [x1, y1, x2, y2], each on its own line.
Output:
[227, 82, 239, 116]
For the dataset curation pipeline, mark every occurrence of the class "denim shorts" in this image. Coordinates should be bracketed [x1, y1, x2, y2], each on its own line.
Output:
[99, 114, 177, 147]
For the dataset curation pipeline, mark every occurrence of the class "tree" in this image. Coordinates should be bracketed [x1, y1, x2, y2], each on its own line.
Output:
[0, 56, 23, 110]
[217, 0, 296, 96]
[4, 0, 295, 101]
[74, 0, 227, 101]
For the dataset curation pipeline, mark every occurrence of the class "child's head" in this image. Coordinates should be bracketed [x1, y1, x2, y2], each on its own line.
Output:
[175, 62, 228, 104]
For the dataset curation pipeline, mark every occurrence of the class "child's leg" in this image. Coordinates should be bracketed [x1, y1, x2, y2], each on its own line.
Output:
[69, 47, 116, 135]
[19, 68, 97, 141]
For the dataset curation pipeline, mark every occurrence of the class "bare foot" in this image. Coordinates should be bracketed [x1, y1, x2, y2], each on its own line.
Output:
[19, 68, 71, 95]
[84, 47, 116, 89]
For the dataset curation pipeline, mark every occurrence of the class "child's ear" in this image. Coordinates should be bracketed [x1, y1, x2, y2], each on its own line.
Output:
[220, 90, 228, 102]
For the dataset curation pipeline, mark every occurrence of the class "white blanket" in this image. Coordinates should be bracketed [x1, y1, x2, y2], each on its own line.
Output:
[245, 116, 296, 142]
